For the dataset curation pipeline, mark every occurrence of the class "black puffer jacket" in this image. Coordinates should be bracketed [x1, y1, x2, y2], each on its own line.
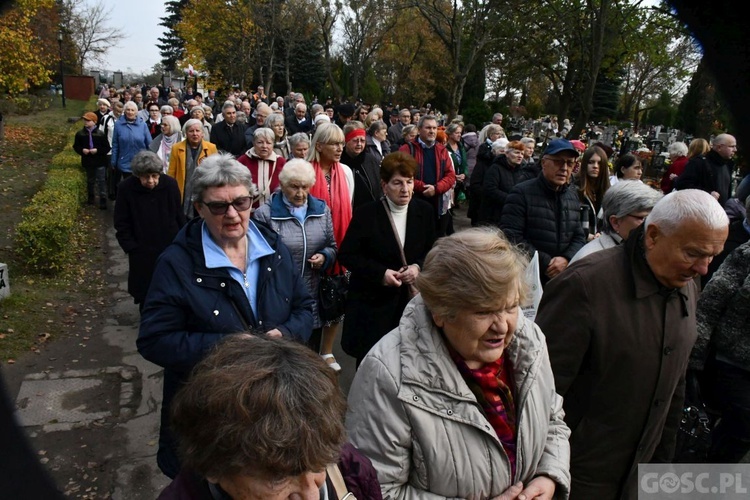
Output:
[500, 173, 586, 283]
[480, 155, 524, 226]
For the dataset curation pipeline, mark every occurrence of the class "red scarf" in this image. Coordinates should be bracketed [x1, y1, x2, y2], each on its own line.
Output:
[309, 161, 352, 275]
[451, 350, 517, 478]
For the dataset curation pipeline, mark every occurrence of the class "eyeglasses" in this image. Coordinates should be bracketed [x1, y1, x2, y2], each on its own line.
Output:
[199, 196, 253, 215]
[625, 213, 647, 223]
[544, 157, 578, 169]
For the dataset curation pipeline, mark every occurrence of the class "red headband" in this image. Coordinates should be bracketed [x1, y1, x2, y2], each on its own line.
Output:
[345, 129, 366, 142]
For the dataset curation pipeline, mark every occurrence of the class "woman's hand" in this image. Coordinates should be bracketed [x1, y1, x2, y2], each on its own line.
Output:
[382, 269, 403, 287]
[396, 264, 419, 285]
[308, 253, 325, 270]
[516, 476, 556, 500]
[265, 328, 283, 338]
[490, 482, 523, 500]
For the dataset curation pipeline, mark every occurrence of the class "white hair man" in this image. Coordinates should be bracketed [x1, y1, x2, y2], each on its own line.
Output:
[536, 189, 729, 499]
[674, 133, 737, 206]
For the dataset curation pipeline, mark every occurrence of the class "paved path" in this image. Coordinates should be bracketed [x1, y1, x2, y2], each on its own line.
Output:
[1, 204, 471, 498]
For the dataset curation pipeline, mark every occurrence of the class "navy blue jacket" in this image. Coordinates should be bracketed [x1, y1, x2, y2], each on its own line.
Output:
[137, 217, 314, 477]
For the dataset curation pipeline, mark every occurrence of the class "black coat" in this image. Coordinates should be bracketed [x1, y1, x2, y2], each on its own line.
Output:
[342, 149, 382, 209]
[673, 150, 734, 206]
[285, 114, 313, 135]
[467, 142, 494, 222]
[480, 155, 524, 226]
[209, 120, 248, 157]
[73, 126, 111, 169]
[113, 175, 185, 303]
[500, 174, 586, 285]
[339, 198, 436, 360]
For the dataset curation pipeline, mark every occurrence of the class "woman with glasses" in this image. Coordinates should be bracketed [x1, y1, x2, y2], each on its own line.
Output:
[148, 115, 183, 173]
[137, 153, 315, 479]
[307, 123, 354, 371]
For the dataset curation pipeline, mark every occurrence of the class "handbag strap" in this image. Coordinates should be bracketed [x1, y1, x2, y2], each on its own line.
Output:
[381, 198, 418, 297]
[326, 463, 356, 500]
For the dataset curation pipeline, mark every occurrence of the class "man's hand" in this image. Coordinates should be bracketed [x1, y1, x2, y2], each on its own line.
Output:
[382, 269, 402, 287]
[710, 191, 720, 200]
[82, 148, 90, 155]
[422, 185, 436, 197]
[396, 264, 419, 285]
[265, 328, 283, 338]
[545, 256, 569, 279]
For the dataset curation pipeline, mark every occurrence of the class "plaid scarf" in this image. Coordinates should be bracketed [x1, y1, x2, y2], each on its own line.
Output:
[451, 350, 517, 478]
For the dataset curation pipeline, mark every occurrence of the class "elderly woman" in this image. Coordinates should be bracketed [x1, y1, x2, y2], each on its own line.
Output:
[346, 228, 571, 499]
[185, 105, 212, 138]
[111, 100, 152, 191]
[307, 122, 355, 370]
[480, 140, 525, 226]
[149, 115, 183, 173]
[253, 159, 337, 346]
[577, 145, 611, 238]
[401, 124, 418, 145]
[265, 113, 291, 159]
[137, 153, 315, 478]
[570, 180, 663, 263]
[159, 336, 382, 499]
[288, 132, 310, 160]
[365, 120, 390, 165]
[168, 118, 218, 216]
[659, 141, 689, 193]
[339, 152, 436, 366]
[237, 127, 286, 208]
[114, 151, 185, 310]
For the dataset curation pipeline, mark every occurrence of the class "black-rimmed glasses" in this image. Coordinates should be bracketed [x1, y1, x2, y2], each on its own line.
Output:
[199, 196, 253, 215]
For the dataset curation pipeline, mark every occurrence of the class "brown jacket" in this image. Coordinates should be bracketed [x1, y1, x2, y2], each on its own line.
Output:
[536, 226, 697, 500]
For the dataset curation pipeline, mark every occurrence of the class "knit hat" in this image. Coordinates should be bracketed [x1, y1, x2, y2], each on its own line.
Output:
[82, 112, 98, 122]
[96, 98, 110, 108]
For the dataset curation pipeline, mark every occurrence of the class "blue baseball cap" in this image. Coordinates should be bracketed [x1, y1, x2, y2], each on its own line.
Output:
[544, 139, 578, 156]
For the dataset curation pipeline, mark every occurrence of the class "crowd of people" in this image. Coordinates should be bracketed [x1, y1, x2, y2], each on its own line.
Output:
[68, 81, 750, 499]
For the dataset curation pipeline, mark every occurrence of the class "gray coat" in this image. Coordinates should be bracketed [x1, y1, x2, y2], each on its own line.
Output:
[346, 295, 571, 499]
[253, 192, 337, 328]
[690, 240, 750, 371]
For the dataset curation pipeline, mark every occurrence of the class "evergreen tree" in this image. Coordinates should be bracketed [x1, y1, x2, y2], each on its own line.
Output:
[157, 0, 189, 71]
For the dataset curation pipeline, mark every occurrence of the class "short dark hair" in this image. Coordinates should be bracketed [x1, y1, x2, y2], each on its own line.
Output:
[381, 151, 417, 181]
[614, 153, 640, 178]
[170, 336, 346, 482]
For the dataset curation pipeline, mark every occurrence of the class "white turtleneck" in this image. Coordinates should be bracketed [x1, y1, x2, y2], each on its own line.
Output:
[385, 197, 408, 247]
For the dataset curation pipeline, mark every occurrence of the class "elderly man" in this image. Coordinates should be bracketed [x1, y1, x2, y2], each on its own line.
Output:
[674, 133, 737, 206]
[492, 112, 504, 126]
[244, 102, 271, 147]
[537, 189, 729, 499]
[400, 115, 456, 237]
[285, 102, 312, 135]
[209, 101, 248, 157]
[387, 108, 411, 152]
[500, 138, 586, 286]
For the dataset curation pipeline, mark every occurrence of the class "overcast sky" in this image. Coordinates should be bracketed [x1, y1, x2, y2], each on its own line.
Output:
[97, 0, 166, 75]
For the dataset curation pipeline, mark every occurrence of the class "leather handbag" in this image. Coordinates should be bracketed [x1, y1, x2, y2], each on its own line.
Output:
[673, 370, 713, 463]
[318, 273, 349, 322]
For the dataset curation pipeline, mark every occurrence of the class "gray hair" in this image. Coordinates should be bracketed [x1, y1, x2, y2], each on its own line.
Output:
[667, 141, 688, 157]
[278, 159, 316, 187]
[712, 133, 734, 147]
[645, 189, 729, 235]
[601, 180, 663, 232]
[401, 124, 417, 140]
[295, 102, 307, 112]
[236, 111, 248, 124]
[131, 150, 163, 176]
[478, 123, 504, 143]
[265, 113, 285, 130]
[417, 114, 437, 130]
[520, 137, 536, 147]
[367, 120, 387, 136]
[253, 126, 275, 144]
[445, 122, 463, 135]
[123, 101, 138, 113]
[222, 100, 236, 113]
[168, 97, 180, 107]
[160, 105, 174, 115]
[288, 132, 310, 149]
[311, 103, 324, 116]
[184, 119, 203, 134]
[491, 138, 509, 154]
[190, 153, 258, 203]
[160, 115, 181, 135]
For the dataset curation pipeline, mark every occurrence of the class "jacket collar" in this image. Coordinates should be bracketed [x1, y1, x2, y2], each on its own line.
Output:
[397, 296, 542, 399]
[268, 192, 326, 218]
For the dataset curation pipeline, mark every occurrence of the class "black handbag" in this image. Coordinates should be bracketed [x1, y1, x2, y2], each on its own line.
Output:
[318, 273, 349, 322]
[673, 370, 713, 463]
